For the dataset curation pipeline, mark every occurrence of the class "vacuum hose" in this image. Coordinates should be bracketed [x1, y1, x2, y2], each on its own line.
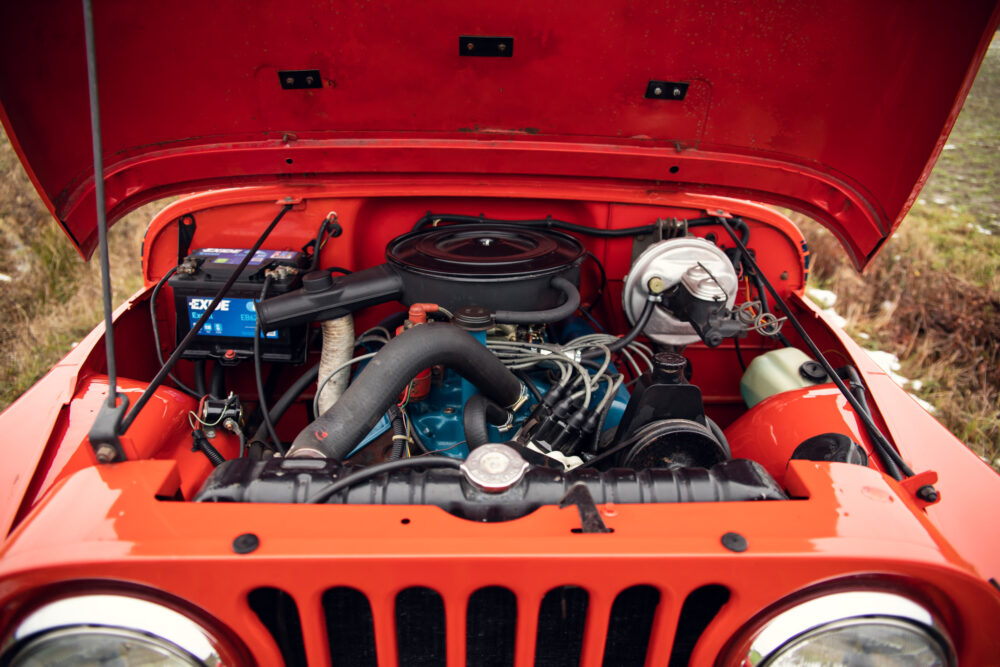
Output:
[493, 276, 580, 324]
[288, 323, 523, 459]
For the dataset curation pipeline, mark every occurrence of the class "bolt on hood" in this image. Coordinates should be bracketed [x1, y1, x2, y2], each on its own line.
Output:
[0, 0, 997, 268]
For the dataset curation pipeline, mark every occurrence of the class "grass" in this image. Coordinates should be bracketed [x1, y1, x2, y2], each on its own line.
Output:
[0, 134, 154, 409]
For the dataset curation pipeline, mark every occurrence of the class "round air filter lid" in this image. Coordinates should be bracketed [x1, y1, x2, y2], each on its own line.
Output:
[387, 224, 584, 280]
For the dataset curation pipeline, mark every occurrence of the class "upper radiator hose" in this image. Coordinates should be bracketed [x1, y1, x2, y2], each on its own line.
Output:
[289, 323, 524, 459]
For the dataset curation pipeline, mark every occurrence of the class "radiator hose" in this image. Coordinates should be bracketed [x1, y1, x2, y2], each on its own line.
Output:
[288, 323, 524, 459]
[463, 394, 510, 449]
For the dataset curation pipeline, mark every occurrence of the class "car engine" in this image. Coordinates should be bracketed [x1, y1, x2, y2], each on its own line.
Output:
[161, 212, 874, 519]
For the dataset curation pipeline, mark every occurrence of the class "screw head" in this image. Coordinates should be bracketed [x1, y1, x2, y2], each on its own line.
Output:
[285, 76, 295, 86]
[442, 407, 455, 414]
[721, 532, 748, 552]
[653, 86, 663, 96]
[466, 42, 475, 51]
[94, 444, 117, 463]
[917, 485, 939, 503]
[232, 533, 260, 554]
[305, 75, 315, 85]
[497, 42, 507, 52]
[673, 87, 682, 97]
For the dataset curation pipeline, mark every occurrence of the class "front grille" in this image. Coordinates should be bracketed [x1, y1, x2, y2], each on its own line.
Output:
[324, 587, 378, 667]
[534, 586, 588, 667]
[249, 582, 729, 666]
[395, 587, 446, 667]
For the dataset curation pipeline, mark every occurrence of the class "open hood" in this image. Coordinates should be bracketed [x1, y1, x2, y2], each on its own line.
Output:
[0, 1, 996, 267]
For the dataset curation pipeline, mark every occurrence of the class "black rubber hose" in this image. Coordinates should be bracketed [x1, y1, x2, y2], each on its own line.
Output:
[411, 213, 721, 238]
[840, 365, 901, 479]
[122, 204, 293, 433]
[148, 266, 199, 397]
[463, 394, 510, 449]
[514, 370, 543, 403]
[744, 250, 792, 348]
[718, 217, 911, 480]
[192, 429, 225, 467]
[268, 363, 320, 426]
[193, 360, 207, 396]
[581, 297, 656, 359]
[209, 362, 226, 399]
[729, 218, 751, 273]
[289, 323, 524, 459]
[307, 456, 463, 503]
[247, 363, 321, 446]
[493, 276, 581, 324]
[388, 407, 407, 461]
[254, 277, 283, 454]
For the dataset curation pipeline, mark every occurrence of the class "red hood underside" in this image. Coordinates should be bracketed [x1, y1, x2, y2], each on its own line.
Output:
[0, 0, 997, 267]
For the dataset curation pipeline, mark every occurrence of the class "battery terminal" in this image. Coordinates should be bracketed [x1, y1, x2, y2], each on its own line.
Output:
[265, 265, 300, 281]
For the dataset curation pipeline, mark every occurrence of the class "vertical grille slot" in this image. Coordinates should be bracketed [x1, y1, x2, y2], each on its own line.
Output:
[668, 585, 731, 667]
[533, 585, 589, 667]
[248, 587, 307, 667]
[466, 586, 517, 667]
[396, 586, 446, 666]
[323, 586, 378, 667]
[601, 585, 661, 667]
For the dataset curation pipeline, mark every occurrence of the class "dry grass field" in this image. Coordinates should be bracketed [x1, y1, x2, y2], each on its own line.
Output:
[0, 37, 996, 468]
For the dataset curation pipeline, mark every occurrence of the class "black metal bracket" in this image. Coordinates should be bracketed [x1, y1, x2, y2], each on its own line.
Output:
[88, 394, 130, 463]
[278, 69, 323, 89]
[177, 214, 196, 265]
[645, 80, 689, 101]
[560, 483, 612, 533]
[459, 36, 513, 57]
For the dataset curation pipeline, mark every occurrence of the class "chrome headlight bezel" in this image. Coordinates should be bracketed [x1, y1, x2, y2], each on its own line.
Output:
[734, 589, 956, 667]
[0, 593, 224, 667]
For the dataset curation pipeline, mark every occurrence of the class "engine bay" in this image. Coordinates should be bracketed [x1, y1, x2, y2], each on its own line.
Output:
[130, 196, 887, 520]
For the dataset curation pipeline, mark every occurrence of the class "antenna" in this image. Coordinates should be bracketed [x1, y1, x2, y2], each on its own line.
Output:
[82, 0, 129, 463]
[79, 0, 293, 462]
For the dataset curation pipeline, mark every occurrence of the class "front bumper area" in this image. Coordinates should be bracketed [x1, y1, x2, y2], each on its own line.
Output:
[1, 459, 997, 665]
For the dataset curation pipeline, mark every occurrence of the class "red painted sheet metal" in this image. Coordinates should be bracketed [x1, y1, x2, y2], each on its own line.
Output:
[0, 1, 997, 265]
[1, 460, 999, 665]
[795, 292, 1000, 585]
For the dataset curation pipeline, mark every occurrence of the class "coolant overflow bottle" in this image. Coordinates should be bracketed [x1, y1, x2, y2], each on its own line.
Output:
[740, 347, 827, 408]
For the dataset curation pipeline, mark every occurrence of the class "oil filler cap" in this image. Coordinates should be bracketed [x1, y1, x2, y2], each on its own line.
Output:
[461, 443, 530, 493]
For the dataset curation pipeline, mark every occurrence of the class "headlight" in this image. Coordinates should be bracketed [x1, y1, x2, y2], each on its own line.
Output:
[1, 594, 221, 667]
[741, 590, 955, 666]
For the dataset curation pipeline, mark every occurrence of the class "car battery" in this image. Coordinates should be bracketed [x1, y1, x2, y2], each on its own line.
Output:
[169, 248, 308, 363]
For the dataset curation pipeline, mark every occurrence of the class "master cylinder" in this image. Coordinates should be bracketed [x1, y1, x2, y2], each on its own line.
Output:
[622, 237, 740, 346]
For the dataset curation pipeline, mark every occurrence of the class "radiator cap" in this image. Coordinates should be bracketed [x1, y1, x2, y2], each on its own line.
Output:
[461, 443, 530, 493]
